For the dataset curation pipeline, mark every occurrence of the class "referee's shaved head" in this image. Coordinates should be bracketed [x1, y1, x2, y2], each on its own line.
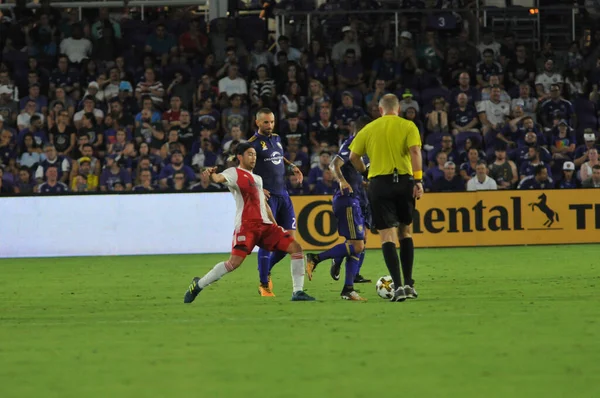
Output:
[378, 94, 401, 115]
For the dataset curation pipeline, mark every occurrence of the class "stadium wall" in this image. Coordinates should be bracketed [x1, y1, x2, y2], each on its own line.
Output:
[1, 190, 599, 258]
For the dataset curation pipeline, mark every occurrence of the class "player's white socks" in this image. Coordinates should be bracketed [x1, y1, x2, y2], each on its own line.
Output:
[197, 261, 235, 289]
[291, 252, 305, 293]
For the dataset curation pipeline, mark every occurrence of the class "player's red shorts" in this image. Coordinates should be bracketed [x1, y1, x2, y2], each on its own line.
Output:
[231, 222, 294, 258]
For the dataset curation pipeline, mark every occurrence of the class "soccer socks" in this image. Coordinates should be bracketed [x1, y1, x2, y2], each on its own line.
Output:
[197, 261, 235, 289]
[344, 255, 360, 289]
[268, 250, 287, 272]
[257, 248, 271, 285]
[399, 238, 415, 286]
[315, 242, 356, 264]
[357, 251, 365, 274]
[291, 252, 305, 292]
[382, 242, 402, 289]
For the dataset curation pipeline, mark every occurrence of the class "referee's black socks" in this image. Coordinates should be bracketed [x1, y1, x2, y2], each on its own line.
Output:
[399, 238, 414, 287]
[382, 242, 402, 288]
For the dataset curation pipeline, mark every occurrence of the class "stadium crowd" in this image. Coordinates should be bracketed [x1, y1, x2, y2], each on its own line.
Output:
[1, 1, 600, 196]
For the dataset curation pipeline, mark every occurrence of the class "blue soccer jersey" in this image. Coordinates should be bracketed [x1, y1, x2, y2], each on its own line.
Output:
[333, 135, 368, 207]
[248, 132, 287, 197]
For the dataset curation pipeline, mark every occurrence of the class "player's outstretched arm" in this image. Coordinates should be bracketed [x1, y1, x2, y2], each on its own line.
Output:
[204, 167, 226, 184]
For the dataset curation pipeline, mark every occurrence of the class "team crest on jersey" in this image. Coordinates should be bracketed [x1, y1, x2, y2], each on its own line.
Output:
[261, 141, 268, 151]
[237, 236, 246, 242]
[357, 225, 363, 233]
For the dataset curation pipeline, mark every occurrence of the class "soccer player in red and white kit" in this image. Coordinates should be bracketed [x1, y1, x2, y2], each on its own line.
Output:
[184, 143, 316, 303]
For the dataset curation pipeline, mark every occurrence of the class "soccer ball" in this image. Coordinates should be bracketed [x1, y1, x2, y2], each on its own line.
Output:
[376, 276, 395, 299]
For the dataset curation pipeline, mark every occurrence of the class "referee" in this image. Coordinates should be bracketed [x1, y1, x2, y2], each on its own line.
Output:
[349, 94, 423, 302]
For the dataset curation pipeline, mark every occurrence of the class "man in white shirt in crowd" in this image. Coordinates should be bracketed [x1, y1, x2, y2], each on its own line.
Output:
[477, 86, 510, 138]
[59, 24, 92, 64]
[218, 64, 248, 98]
[331, 26, 362, 65]
[467, 161, 498, 191]
[535, 59, 563, 101]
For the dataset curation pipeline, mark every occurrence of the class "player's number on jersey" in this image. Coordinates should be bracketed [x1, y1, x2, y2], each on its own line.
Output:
[292, 218, 297, 229]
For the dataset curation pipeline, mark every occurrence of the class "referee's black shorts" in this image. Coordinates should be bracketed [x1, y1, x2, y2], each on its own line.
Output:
[368, 174, 415, 230]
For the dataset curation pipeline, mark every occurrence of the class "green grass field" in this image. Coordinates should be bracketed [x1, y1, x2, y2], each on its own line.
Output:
[1, 245, 599, 398]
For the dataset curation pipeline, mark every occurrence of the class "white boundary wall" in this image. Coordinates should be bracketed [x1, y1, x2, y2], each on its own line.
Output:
[0, 193, 237, 258]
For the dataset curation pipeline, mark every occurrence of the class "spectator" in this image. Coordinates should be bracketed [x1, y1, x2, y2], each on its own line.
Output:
[280, 114, 309, 149]
[34, 144, 70, 184]
[310, 107, 340, 149]
[539, 84, 575, 129]
[550, 120, 576, 161]
[196, 97, 220, 136]
[512, 131, 552, 166]
[400, 90, 420, 114]
[426, 97, 449, 135]
[511, 84, 538, 122]
[222, 94, 248, 136]
[135, 96, 161, 126]
[218, 64, 247, 98]
[249, 39, 273, 71]
[159, 150, 195, 189]
[178, 19, 208, 61]
[91, 8, 122, 40]
[307, 54, 334, 90]
[564, 66, 587, 100]
[417, 30, 444, 75]
[59, 24, 92, 64]
[535, 59, 563, 101]
[279, 82, 304, 121]
[450, 72, 480, 108]
[480, 75, 510, 103]
[306, 80, 331, 120]
[136, 69, 164, 108]
[332, 27, 361, 64]
[432, 161, 465, 192]
[135, 109, 164, 154]
[489, 145, 518, 189]
[284, 138, 310, 176]
[160, 128, 186, 160]
[557, 161, 579, 189]
[476, 49, 503, 88]
[37, 165, 69, 194]
[519, 146, 552, 180]
[286, 173, 310, 195]
[222, 125, 246, 153]
[17, 114, 48, 148]
[477, 30, 501, 60]
[250, 65, 276, 108]
[337, 49, 366, 92]
[369, 48, 401, 90]
[0, 166, 14, 194]
[168, 170, 188, 192]
[78, 112, 104, 153]
[275, 35, 302, 65]
[145, 24, 177, 66]
[162, 95, 183, 131]
[335, 92, 365, 136]
[582, 164, 600, 188]
[308, 150, 331, 192]
[189, 170, 223, 192]
[574, 131, 599, 168]
[0, 86, 18, 126]
[450, 93, 479, 142]
[518, 164, 554, 189]
[69, 143, 101, 181]
[478, 86, 510, 143]
[99, 154, 132, 191]
[466, 162, 498, 191]
[314, 168, 335, 194]
[459, 147, 480, 182]
[18, 133, 43, 170]
[53, 87, 76, 117]
[14, 167, 35, 194]
[19, 83, 48, 115]
[107, 129, 128, 157]
[74, 96, 104, 128]
[70, 157, 99, 192]
[429, 134, 459, 168]
[580, 148, 599, 181]
[425, 151, 447, 191]
[133, 168, 158, 192]
[442, 46, 470, 88]
[49, 55, 80, 98]
[506, 44, 536, 88]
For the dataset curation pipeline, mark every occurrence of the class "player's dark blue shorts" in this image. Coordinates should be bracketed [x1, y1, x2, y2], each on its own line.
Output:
[333, 195, 365, 240]
[267, 193, 296, 230]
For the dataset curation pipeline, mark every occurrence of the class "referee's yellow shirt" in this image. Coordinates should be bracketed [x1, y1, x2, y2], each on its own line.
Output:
[349, 115, 421, 179]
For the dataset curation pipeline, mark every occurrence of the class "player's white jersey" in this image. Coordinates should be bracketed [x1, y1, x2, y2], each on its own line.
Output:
[220, 167, 272, 229]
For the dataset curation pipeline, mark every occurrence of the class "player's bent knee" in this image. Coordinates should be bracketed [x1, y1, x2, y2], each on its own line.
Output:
[349, 240, 365, 253]
[398, 224, 412, 240]
[378, 227, 397, 243]
[286, 240, 302, 254]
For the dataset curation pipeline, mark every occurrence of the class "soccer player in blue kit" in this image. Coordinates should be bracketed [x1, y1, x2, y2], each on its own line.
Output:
[248, 108, 304, 297]
[305, 116, 373, 301]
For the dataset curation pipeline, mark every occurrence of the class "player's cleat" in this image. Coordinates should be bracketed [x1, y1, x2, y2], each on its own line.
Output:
[267, 274, 273, 290]
[291, 291, 316, 301]
[404, 285, 418, 299]
[353, 274, 372, 283]
[258, 284, 275, 297]
[390, 286, 407, 302]
[330, 258, 341, 281]
[305, 253, 319, 281]
[183, 277, 202, 304]
[341, 290, 367, 301]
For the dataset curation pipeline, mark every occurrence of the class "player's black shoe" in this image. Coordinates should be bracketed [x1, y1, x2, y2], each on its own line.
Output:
[183, 277, 202, 304]
[330, 258, 341, 281]
[404, 285, 418, 299]
[390, 286, 407, 302]
[354, 274, 372, 283]
[291, 291, 316, 301]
